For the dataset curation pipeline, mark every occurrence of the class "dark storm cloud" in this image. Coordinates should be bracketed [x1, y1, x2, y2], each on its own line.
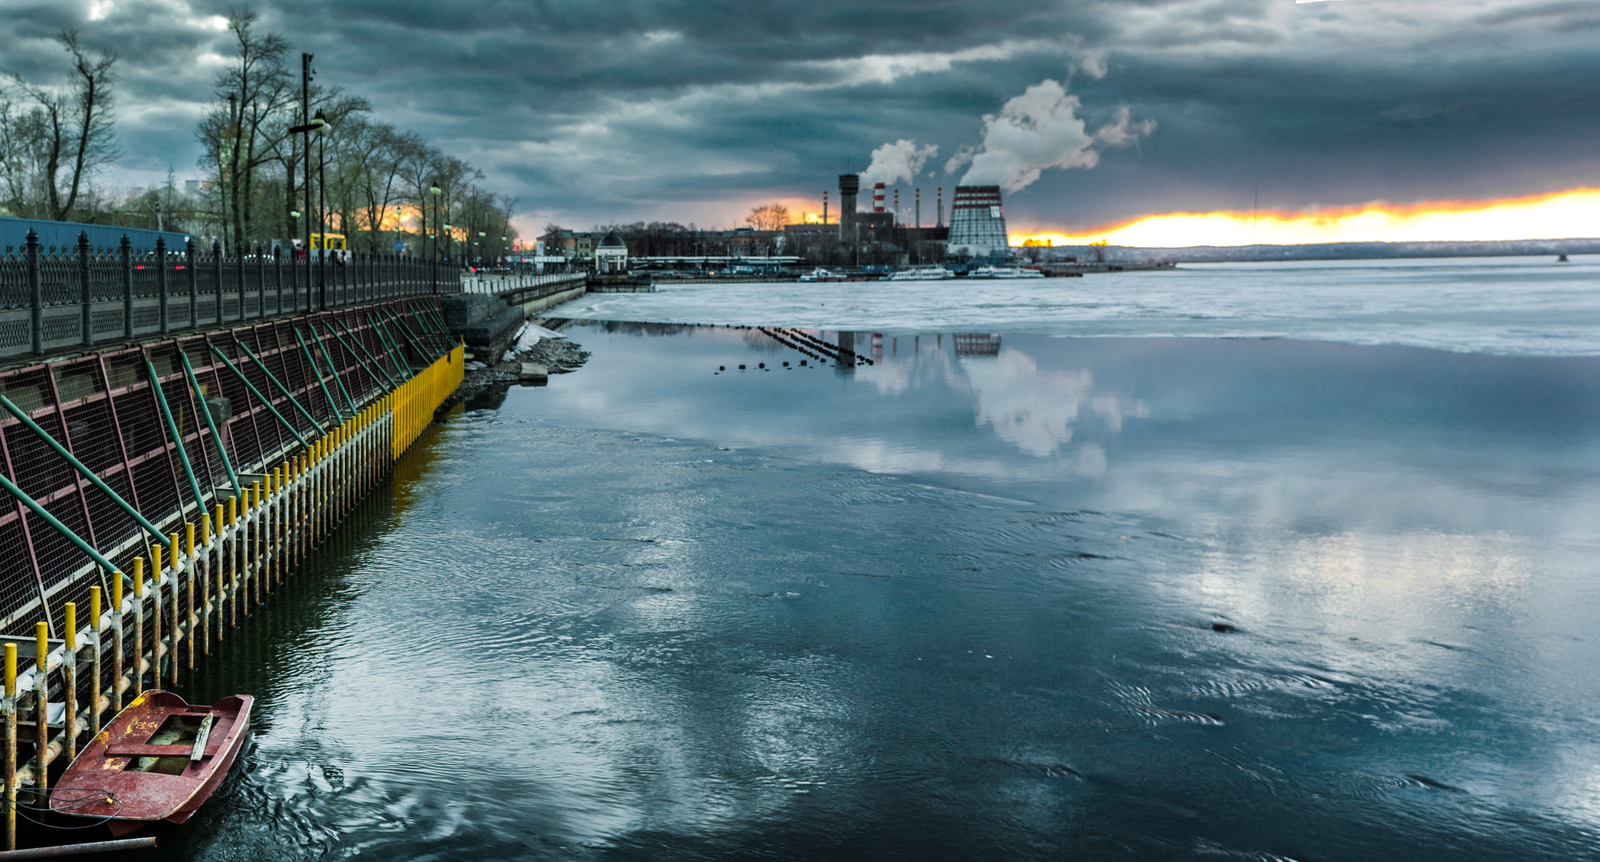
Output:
[7, 0, 1598, 231]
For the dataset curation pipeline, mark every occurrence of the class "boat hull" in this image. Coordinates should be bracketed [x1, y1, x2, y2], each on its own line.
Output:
[52, 690, 253, 835]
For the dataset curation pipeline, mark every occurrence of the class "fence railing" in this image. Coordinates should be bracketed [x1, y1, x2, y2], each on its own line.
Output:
[0, 228, 460, 361]
[460, 272, 585, 295]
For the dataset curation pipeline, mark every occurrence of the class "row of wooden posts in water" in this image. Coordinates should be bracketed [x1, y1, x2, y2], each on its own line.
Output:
[0, 395, 396, 849]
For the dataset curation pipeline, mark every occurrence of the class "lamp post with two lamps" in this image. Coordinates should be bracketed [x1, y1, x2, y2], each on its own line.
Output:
[287, 110, 326, 311]
[429, 183, 442, 292]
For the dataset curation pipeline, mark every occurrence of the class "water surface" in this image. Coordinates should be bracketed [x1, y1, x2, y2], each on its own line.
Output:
[559, 256, 1600, 356]
[154, 321, 1600, 861]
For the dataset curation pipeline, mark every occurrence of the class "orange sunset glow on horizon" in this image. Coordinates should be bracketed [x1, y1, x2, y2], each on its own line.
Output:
[1012, 187, 1600, 248]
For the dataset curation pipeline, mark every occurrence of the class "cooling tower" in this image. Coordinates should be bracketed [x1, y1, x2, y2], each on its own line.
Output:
[947, 186, 1009, 257]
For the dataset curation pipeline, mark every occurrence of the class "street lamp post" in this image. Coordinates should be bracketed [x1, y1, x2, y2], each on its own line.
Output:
[428, 183, 442, 293]
[288, 103, 326, 312]
[428, 184, 442, 260]
[315, 109, 329, 310]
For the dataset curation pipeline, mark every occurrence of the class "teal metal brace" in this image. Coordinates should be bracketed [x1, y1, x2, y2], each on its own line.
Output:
[232, 340, 329, 435]
[293, 327, 344, 425]
[354, 314, 407, 381]
[371, 311, 413, 367]
[366, 313, 411, 378]
[409, 305, 451, 354]
[179, 351, 242, 499]
[0, 470, 119, 575]
[382, 308, 436, 361]
[146, 357, 209, 517]
[0, 392, 173, 553]
[332, 319, 398, 390]
[428, 306, 465, 354]
[308, 322, 357, 413]
[208, 345, 310, 448]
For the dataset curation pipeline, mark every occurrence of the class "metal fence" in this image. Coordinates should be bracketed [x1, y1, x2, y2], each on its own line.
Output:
[0, 297, 459, 639]
[460, 272, 586, 294]
[0, 228, 459, 361]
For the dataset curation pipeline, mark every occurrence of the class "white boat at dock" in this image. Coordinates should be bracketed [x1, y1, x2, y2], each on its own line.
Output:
[797, 268, 869, 282]
[967, 265, 1044, 279]
[885, 266, 955, 281]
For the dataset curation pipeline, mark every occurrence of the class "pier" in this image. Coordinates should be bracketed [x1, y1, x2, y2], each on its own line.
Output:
[0, 229, 467, 850]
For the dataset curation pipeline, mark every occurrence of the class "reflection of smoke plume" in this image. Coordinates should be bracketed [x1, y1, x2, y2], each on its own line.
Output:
[860, 139, 938, 187]
[958, 349, 1147, 459]
[949, 79, 1155, 193]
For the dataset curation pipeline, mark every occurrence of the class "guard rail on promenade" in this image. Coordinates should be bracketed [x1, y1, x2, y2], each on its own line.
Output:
[0, 229, 460, 362]
[459, 271, 586, 295]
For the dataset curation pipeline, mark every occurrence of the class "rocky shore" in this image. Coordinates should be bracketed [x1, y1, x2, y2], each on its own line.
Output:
[444, 326, 590, 408]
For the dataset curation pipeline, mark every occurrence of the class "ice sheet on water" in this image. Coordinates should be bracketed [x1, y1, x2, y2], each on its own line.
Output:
[553, 256, 1600, 357]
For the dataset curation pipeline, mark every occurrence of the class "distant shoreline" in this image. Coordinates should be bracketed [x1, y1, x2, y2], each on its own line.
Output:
[1050, 237, 1598, 264]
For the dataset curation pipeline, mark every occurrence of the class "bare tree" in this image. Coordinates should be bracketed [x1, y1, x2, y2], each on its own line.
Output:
[745, 203, 789, 231]
[199, 7, 292, 246]
[3, 30, 120, 222]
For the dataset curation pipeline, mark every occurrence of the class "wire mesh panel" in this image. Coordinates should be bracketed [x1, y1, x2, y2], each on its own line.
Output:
[204, 341, 269, 475]
[1, 289, 451, 639]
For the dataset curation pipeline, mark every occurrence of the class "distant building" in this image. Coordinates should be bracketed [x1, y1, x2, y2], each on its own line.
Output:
[594, 228, 629, 272]
[946, 186, 1009, 258]
[538, 229, 594, 262]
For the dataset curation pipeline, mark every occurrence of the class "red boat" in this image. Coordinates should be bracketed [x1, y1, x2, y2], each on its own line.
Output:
[51, 690, 253, 836]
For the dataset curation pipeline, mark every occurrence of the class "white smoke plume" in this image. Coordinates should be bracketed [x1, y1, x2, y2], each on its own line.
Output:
[954, 79, 1155, 193]
[1078, 51, 1108, 80]
[1092, 105, 1158, 147]
[860, 139, 939, 187]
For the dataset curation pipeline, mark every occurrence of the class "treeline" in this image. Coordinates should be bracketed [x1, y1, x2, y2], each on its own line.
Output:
[0, 10, 520, 259]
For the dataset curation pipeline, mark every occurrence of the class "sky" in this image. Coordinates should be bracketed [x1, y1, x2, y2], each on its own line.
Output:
[4, 0, 1598, 245]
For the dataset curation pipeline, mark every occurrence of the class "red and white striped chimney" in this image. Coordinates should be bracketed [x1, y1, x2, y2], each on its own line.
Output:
[873, 182, 885, 213]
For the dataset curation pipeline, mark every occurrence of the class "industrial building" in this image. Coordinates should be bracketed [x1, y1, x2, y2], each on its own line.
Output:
[945, 186, 1010, 258]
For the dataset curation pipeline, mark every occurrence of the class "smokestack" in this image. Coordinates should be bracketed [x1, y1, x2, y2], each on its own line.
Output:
[937, 188, 944, 228]
[823, 190, 829, 226]
[915, 188, 921, 229]
[946, 185, 1009, 258]
[873, 182, 885, 213]
[838, 174, 859, 242]
[893, 189, 900, 224]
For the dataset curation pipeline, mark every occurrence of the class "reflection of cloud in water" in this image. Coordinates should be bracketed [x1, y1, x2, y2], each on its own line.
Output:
[958, 349, 1147, 458]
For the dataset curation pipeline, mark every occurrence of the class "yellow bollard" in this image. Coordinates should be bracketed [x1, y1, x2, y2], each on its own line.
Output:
[252, 481, 262, 605]
[5, 640, 15, 851]
[132, 558, 144, 694]
[89, 585, 102, 735]
[228, 497, 238, 629]
[149, 544, 163, 684]
[35, 622, 48, 791]
[240, 488, 251, 614]
[167, 532, 179, 687]
[111, 569, 123, 712]
[186, 523, 196, 671]
[63, 602, 76, 762]
[201, 511, 213, 652]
